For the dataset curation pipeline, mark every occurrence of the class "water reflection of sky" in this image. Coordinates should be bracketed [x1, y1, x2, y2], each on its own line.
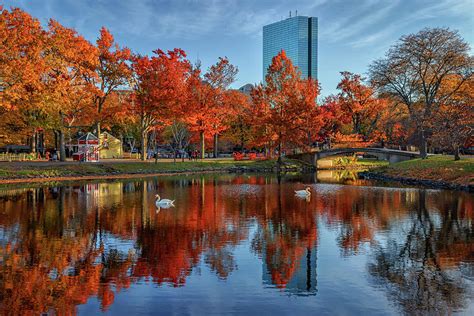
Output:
[77, 221, 400, 315]
[0, 174, 472, 315]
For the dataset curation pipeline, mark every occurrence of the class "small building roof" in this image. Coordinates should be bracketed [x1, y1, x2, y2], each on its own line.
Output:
[78, 132, 99, 141]
[101, 131, 120, 141]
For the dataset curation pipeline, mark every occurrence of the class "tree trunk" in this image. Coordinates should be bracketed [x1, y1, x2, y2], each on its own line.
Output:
[277, 140, 282, 171]
[96, 122, 101, 144]
[454, 145, 460, 161]
[200, 132, 205, 160]
[141, 130, 147, 161]
[54, 131, 59, 151]
[213, 134, 218, 158]
[58, 129, 66, 162]
[31, 130, 37, 153]
[419, 129, 428, 159]
[153, 133, 158, 164]
[38, 131, 44, 156]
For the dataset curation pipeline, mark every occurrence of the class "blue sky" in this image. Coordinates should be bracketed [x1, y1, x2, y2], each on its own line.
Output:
[3, 0, 473, 96]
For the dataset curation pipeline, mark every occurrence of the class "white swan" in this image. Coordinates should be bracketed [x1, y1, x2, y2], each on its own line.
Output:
[155, 194, 175, 208]
[295, 187, 311, 197]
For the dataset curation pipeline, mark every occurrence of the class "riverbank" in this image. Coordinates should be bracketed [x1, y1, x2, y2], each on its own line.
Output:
[360, 155, 474, 192]
[0, 159, 309, 184]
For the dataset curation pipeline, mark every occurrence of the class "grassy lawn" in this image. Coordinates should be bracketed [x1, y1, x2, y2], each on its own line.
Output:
[375, 155, 474, 184]
[109, 159, 277, 173]
[355, 158, 389, 168]
[0, 159, 280, 180]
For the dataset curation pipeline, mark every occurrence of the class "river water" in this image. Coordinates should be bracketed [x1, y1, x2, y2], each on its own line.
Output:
[0, 172, 473, 315]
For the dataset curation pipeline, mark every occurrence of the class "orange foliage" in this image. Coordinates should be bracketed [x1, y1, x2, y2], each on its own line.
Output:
[130, 49, 190, 159]
[91, 27, 131, 129]
[0, 7, 45, 112]
[183, 58, 238, 158]
[321, 72, 388, 145]
[250, 51, 320, 159]
[0, 178, 472, 313]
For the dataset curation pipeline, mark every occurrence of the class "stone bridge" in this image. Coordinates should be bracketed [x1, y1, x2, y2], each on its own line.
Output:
[288, 147, 422, 169]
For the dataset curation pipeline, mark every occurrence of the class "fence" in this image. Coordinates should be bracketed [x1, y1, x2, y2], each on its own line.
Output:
[0, 153, 37, 161]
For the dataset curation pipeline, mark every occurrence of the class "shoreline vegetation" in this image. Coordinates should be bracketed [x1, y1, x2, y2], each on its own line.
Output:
[0, 155, 471, 191]
[0, 159, 304, 184]
[361, 155, 473, 192]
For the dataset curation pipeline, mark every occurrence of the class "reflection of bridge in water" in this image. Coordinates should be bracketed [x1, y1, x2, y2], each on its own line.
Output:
[290, 148, 422, 169]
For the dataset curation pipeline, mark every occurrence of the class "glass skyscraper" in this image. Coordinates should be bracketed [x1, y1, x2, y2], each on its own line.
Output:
[263, 15, 318, 80]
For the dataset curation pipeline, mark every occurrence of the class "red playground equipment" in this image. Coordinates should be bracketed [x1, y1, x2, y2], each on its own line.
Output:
[73, 133, 100, 162]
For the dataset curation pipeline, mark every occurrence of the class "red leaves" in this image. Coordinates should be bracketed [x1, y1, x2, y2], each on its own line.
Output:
[320, 71, 389, 144]
[250, 51, 320, 156]
[131, 48, 190, 127]
[182, 58, 239, 155]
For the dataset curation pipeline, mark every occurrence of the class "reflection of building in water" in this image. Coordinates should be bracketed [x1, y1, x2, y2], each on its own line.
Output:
[78, 182, 123, 210]
[262, 245, 318, 296]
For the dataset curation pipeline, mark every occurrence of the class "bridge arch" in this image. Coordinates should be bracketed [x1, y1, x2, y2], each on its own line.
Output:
[289, 148, 421, 169]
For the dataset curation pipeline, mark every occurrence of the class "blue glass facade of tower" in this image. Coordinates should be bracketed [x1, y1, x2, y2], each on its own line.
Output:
[263, 16, 318, 80]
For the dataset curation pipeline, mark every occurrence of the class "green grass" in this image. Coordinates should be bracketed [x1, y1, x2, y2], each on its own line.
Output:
[355, 158, 389, 167]
[374, 155, 474, 184]
[109, 160, 276, 172]
[0, 159, 283, 180]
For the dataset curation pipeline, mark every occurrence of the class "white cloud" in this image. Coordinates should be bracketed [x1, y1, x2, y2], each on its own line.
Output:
[324, 0, 473, 48]
[8, 0, 473, 47]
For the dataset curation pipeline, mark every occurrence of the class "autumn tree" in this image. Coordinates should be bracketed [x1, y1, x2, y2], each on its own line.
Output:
[162, 120, 191, 162]
[430, 75, 473, 160]
[107, 90, 141, 152]
[184, 58, 238, 159]
[251, 51, 320, 165]
[204, 57, 238, 157]
[318, 96, 343, 148]
[88, 27, 131, 139]
[370, 27, 472, 158]
[42, 20, 98, 161]
[374, 97, 411, 148]
[0, 8, 99, 159]
[225, 90, 254, 151]
[130, 49, 190, 160]
[336, 71, 387, 143]
[0, 7, 47, 150]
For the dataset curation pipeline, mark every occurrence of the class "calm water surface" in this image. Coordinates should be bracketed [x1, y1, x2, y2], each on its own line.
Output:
[0, 173, 473, 315]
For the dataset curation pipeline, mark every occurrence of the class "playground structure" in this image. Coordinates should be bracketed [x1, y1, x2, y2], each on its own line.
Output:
[73, 133, 100, 162]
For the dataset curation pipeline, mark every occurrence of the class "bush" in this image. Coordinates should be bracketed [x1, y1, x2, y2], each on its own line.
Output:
[334, 155, 358, 167]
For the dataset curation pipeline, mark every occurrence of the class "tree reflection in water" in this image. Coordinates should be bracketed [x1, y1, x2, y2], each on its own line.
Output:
[368, 190, 474, 314]
[0, 175, 472, 314]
